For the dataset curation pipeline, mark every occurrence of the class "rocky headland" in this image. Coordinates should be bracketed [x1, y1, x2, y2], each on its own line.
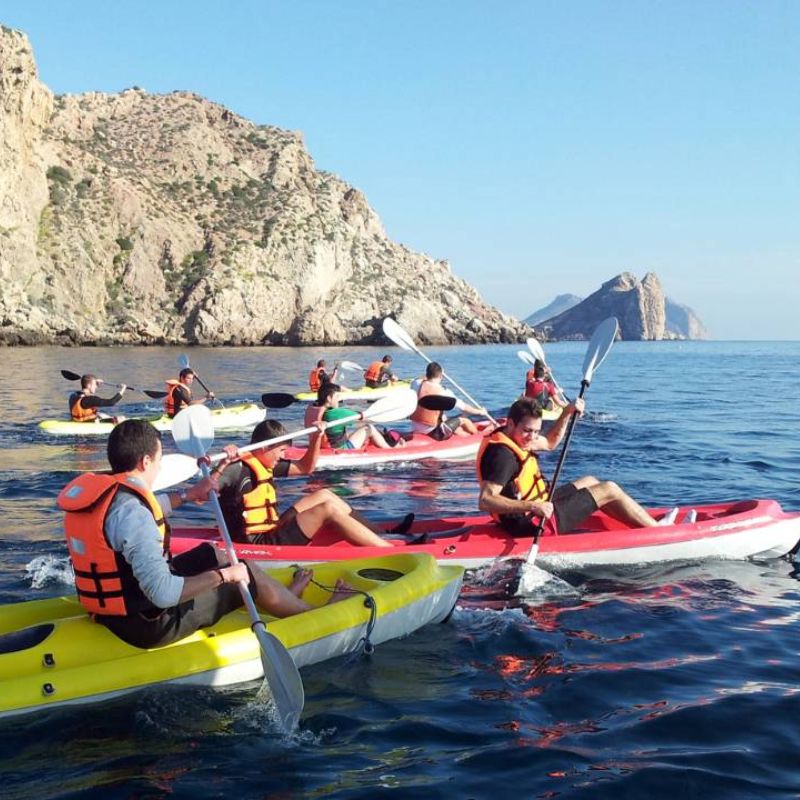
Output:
[0, 26, 531, 346]
[531, 272, 708, 341]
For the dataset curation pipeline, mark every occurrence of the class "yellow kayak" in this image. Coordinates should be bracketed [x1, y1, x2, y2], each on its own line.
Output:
[37, 402, 265, 436]
[294, 381, 412, 402]
[0, 553, 462, 719]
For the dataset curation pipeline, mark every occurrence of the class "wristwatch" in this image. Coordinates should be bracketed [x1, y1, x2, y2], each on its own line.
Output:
[178, 489, 189, 505]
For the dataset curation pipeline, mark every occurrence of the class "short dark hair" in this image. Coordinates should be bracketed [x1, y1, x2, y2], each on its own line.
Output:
[382, 355, 392, 363]
[80, 374, 97, 389]
[179, 367, 195, 380]
[107, 419, 161, 472]
[251, 419, 289, 447]
[507, 397, 543, 424]
[316, 359, 326, 368]
[425, 362, 443, 379]
[317, 382, 341, 405]
[533, 364, 546, 379]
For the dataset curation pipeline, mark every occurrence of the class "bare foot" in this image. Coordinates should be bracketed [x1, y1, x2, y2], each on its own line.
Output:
[326, 578, 354, 604]
[289, 567, 313, 596]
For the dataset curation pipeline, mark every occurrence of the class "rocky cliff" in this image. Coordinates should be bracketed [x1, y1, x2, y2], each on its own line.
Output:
[533, 272, 707, 341]
[0, 26, 531, 346]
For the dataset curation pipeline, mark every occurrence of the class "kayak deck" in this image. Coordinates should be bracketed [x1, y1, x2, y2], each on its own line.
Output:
[171, 500, 800, 571]
[0, 553, 462, 719]
[37, 403, 265, 436]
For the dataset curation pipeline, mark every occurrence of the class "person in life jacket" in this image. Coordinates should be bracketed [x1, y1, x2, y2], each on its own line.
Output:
[308, 359, 331, 391]
[411, 362, 485, 440]
[217, 417, 413, 546]
[524, 361, 567, 410]
[477, 397, 660, 537]
[319, 383, 404, 450]
[69, 374, 127, 423]
[164, 368, 215, 418]
[363, 355, 397, 389]
[57, 419, 326, 649]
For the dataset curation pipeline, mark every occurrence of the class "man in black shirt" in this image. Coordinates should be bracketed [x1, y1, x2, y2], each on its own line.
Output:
[477, 397, 658, 535]
[69, 374, 127, 423]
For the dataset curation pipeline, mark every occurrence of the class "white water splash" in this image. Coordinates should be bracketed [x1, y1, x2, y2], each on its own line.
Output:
[25, 554, 74, 588]
[516, 562, 581, 599]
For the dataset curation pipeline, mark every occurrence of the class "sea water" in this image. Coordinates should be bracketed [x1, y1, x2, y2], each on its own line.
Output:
[1, 340, 799, 798]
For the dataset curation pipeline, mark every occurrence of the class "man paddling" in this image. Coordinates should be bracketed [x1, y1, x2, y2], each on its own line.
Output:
[410, 362, 484, 440]
[477, 397, 660, 535]
[69, 374, 127, 423]
[164, 368, 215, 418]
[524, 361, 567, 410]
[57, 419, 343, 649]
[216, 418, 413, 547]
[363, 355, 397, 388]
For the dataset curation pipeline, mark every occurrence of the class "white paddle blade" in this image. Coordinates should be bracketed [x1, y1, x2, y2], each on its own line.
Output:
[178, 354, 191, 370]
[340, 360, 365, 372]
[171, 405, 215, 458]
[517, 350, 536, 366]
[254, 626, 305, 731]
[382, 317, 417, 353]
[582, 317, 619, 384]
[153, 454, 200, 491]
[526, 337, 546, 364]
[362, 388, 418, 424]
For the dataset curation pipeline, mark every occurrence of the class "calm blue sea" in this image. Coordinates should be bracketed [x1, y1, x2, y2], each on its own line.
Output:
[1, 340, 800, 799]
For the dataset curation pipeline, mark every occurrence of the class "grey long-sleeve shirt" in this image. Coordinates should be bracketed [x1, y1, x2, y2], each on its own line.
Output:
[104, 480, 184, 609]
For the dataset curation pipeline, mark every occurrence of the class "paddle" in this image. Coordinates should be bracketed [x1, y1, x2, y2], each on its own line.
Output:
[171, 405, 304, 732]
[178, 354, 224, 409]
[381, 318, 497, 424]
[526, 337, 568, 403]
[156, 389, 419, 490]
[60, 370, 167, 399]
[516, 351, 536, 367]
[525, 317, 620, 565]
[340, 360, 365, 373]
[261, 392, 302, 409]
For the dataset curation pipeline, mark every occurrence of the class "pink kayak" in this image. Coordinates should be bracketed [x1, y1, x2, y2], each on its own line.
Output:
[282, 422, 495, 469]
[171, 499, 800, 570]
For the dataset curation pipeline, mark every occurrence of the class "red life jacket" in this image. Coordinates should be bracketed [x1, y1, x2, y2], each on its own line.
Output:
[69, 391, 98, 422]
[164, 379, 190, 417]
[57, 473, 170, 616]
[309, 367, 327, 391]
[364, 361, 384, 383]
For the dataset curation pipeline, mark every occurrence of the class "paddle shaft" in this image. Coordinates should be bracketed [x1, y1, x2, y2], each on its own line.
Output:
[61, 370, 166, 398]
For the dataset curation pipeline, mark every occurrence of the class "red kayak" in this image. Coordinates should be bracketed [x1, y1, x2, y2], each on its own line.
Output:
[282, 422, 495, 469]
[171, 499, 800, 570]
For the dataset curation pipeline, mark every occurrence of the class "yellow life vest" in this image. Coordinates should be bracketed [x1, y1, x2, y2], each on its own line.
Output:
[239, 452, 281, 538]
[57, 472, 169, 616]
[476, 430, 549, 521]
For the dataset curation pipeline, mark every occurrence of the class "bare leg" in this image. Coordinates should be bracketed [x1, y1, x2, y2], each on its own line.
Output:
[289, 567, 313, 596]
[294, 489, 392, 547]
[249, 569, 315, 616]
[365, 423, 391, 449]
[586, 480, 658, 528]
[453, 417, 478, 436]
[347, 426, 369, 448]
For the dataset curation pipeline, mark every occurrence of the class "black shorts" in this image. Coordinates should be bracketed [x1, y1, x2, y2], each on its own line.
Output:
[95, 543, 257, 649]
[498, 483, 598, 536]
[248, 506, 311, 546]
[551, 483, 598, 533]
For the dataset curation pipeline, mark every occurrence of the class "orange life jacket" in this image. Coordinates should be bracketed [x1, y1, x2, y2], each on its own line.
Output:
[57, 472, 170, 616]
[69, 391, 98, 422]
[239, 453, 281, 538]
[476, 430, 549, 522]
[410, 380, 444, 428]
[164, 379, 190, 417]
[308, 367, 326, 391]
[364, 361, 384, 383]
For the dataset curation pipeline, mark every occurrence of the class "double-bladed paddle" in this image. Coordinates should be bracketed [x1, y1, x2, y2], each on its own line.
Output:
[178, 354, 224, 409]
[60, 369, 168, 399]
[156, 389, 419, 491]
[525, 317, 619, 567]
[171, 405, 304, 732]
[381, 318, 496, 424]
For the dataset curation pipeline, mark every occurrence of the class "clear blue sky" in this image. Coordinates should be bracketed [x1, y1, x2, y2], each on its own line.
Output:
[4, 1, 798, 339]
